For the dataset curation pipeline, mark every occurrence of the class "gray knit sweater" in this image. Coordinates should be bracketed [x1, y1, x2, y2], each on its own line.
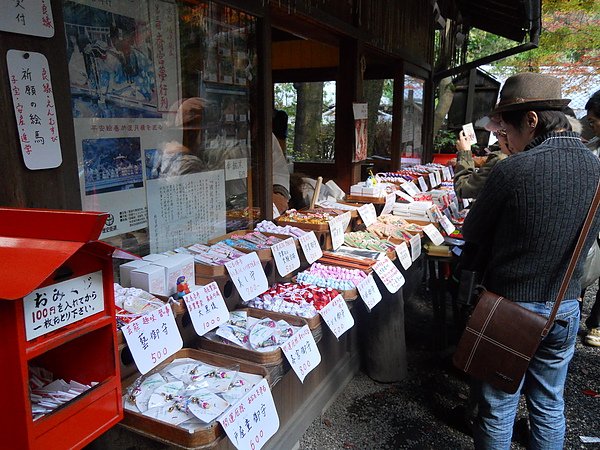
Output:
[462, 132, 600, 303]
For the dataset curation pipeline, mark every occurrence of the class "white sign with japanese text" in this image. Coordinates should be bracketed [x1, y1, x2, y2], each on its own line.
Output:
[439, 214, 456, 235]
[281, 325, 321, 382]
[442, 166, 452, 181]
[23, 270, 104, 341]
[356, 274, 382, 310]
[218, 378, 279, 450]
[0, 0, 54, 37]
[123, 303, 183, 374]
[7, 50, 61, 170]
[298, 231, 322, 264]
[381, 193, 396, 215]
[271, 237, 300, 276]
[373, 256, 405, 294]
[409, 234, 421, 261]
[225, 252, 269, 301]
[418, 177, 428, 192]
[328, 215, 346, 250]
[319, 294, 354, 339]
[358, 203, 377, 227]
[183, 282, 229, 336]
[396, 191, 414, 203]
[225, 158, 248, 181]
[395, 242, 413, 270]
[428, 172, 437, 188]
[423, 223, 445, 246]
[401, 181, 421, 197]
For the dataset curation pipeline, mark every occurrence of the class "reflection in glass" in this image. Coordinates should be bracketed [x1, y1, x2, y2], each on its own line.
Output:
[402, 75, 424, 165]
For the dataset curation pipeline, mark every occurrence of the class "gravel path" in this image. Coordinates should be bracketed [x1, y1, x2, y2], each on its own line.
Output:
[300, 284, 600, 449]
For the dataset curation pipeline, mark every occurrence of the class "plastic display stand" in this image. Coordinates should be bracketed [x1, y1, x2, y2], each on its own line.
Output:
[0, 208, 123, 449]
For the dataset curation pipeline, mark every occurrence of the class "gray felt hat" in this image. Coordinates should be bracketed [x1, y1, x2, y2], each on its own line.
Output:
[492, 72, 570, 114]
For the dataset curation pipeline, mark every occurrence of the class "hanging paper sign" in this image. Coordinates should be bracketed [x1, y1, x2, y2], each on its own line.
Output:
[442, 167, 451, 181]
[353, 102, 368, 162]
[439, 214, 456, 235]
[409, 234, 421, 261]
[381, 192, 396, 215]
[358, 203, 377, 227]
[396, 191, 414, 203]
[428, 172, 437, 188]
[401, 181, 421, 197]
[225, 252, 269, 301]
[7, 50, 61, 170]
[0, 0, 54, 37]
[418, 177, 428, 192]
[218, 378, 279, 450]
[395, 242, 413, 270]
[356, 274, 382, 310]
[423, 224, 445, 246]
[183, 282, 229, 336]
[225, 158, 248, 181]
[373, 256, 405, 293]
[298, 231, 323, 264]
[319, 294, 354, 338]
[281, 325, 321, 382]
[23, 271, 104, 341]
[328, 215, 346, 250]
[123, 304, 183, 375]
[271, 237, 300, 276]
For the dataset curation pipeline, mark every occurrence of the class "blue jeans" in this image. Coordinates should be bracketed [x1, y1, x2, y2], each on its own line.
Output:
[473, 299, 580, 450]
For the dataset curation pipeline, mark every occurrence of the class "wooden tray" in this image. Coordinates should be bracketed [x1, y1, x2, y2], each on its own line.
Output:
[242, 306, 321, 330]
[194, 261, 226, 277]
[198, 308, 308, 366]
[345, 194, 387, 204]
[274, 218, 330, 232]
[207, 230, 275, 261]
[121, 348, 269, 449]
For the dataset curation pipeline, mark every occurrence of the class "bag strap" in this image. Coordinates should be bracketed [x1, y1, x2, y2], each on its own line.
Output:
[543, 177, 600, 336]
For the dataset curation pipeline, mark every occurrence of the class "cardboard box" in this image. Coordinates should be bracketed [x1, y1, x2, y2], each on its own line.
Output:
[119, 259, 151, 287]
[167, 253, 195, 287]
[152, 254, 195, 296]
[130, 265, 167, 296]
[141, 253, 168, 262]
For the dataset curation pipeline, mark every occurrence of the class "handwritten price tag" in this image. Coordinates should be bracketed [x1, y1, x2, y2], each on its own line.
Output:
[123, 304, 183, 374]
[423, 223, 445, 246]
[358, 203, 377, 227]
[428, 172, 437, 188]
[401, 181, 420, 197]
[442, 167, 451, 181]
[395, 242, 412, 270]
[183, 282, 229, 336]
[218, 378, 279, 450]
[373, 256, 405, 293]
[319, 294, 354, 338]
[409, 234, 421, 261]
[281, 325, 321, 382]
[329, 215, 345, 250]
[298, 231, 323, 264]
[435, 171, 442, 186]
[271, 238, 300, 276]
[418, 177, 428, 192]
[438, 214, 456, 235]
[356, 274, 382, 310]
[381, 192, 396, 215]
[396, 191, 414, 203]
[225, 252, 269, 301]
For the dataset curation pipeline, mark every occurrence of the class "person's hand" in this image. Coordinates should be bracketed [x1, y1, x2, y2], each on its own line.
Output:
[473, 156, 487, 167]
[455, 130, 471, 151]
[447, 158, 457, 168]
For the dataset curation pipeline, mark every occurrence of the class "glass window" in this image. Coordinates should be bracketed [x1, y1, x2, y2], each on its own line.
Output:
[62, 0, 259, 255]
[363, 79, 393, 158]
[402, 75, 424, 166]
[274, 81, 336, 162]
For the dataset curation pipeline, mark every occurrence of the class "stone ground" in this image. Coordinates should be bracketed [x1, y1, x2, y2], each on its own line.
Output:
[299, 284, 600, 450]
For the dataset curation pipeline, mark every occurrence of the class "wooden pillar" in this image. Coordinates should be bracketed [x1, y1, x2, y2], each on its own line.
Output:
[390, 63, 405, 171]
[0, 0, 80, 209]
[334, 38, 362, 192]
[422, 75, 435, 164]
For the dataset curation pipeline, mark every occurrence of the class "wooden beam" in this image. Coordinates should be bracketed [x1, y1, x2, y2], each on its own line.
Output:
[272, 40, 339, 70]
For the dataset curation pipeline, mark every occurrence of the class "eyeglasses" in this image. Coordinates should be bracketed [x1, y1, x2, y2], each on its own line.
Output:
[493, 129, 507, 138]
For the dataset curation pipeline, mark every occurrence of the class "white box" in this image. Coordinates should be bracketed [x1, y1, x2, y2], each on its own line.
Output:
[130, 265, 167, 296]
[168, 253, 195, 286]
[119, 259, 151, 287]
[142, 253, 168, 262]
[152, 254, 194, 296]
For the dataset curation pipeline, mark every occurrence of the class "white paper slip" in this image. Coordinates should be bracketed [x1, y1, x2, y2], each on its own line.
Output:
[423, 224, 445, 246]
[395, 242, 412, 270]
[329, 215, 346, 250]
[281, 325, 321, 382]
[356, 274, 382, 310]
[271, 237, 300, 276]
[409, 234, 421, 261]
[418, 177, 428, 192]
[396, 191, 414, 203]
[358, 203, 377, 227]
[462, 122, 478, 145]
[381, 193, 396, 215]
[225, 252, 269, 301]
[442, 167, 451, 181]
[438, 215, 456, 235]
[123, 304, 183, 374]
[428, 172, 437, 188]
[183, 282, 229, 336]
[298, 231, 323, 264]
[319, 294, 354, 338]
[373, 256, 405, 294]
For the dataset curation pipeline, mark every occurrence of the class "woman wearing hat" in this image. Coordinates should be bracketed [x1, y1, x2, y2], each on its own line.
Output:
[461, 72, 600, 449]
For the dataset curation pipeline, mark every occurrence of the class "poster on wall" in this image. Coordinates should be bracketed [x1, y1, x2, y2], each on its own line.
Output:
[62, 0, 182, 238]
[353, 102, 368, 162]
[146, 170, 227, 253]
